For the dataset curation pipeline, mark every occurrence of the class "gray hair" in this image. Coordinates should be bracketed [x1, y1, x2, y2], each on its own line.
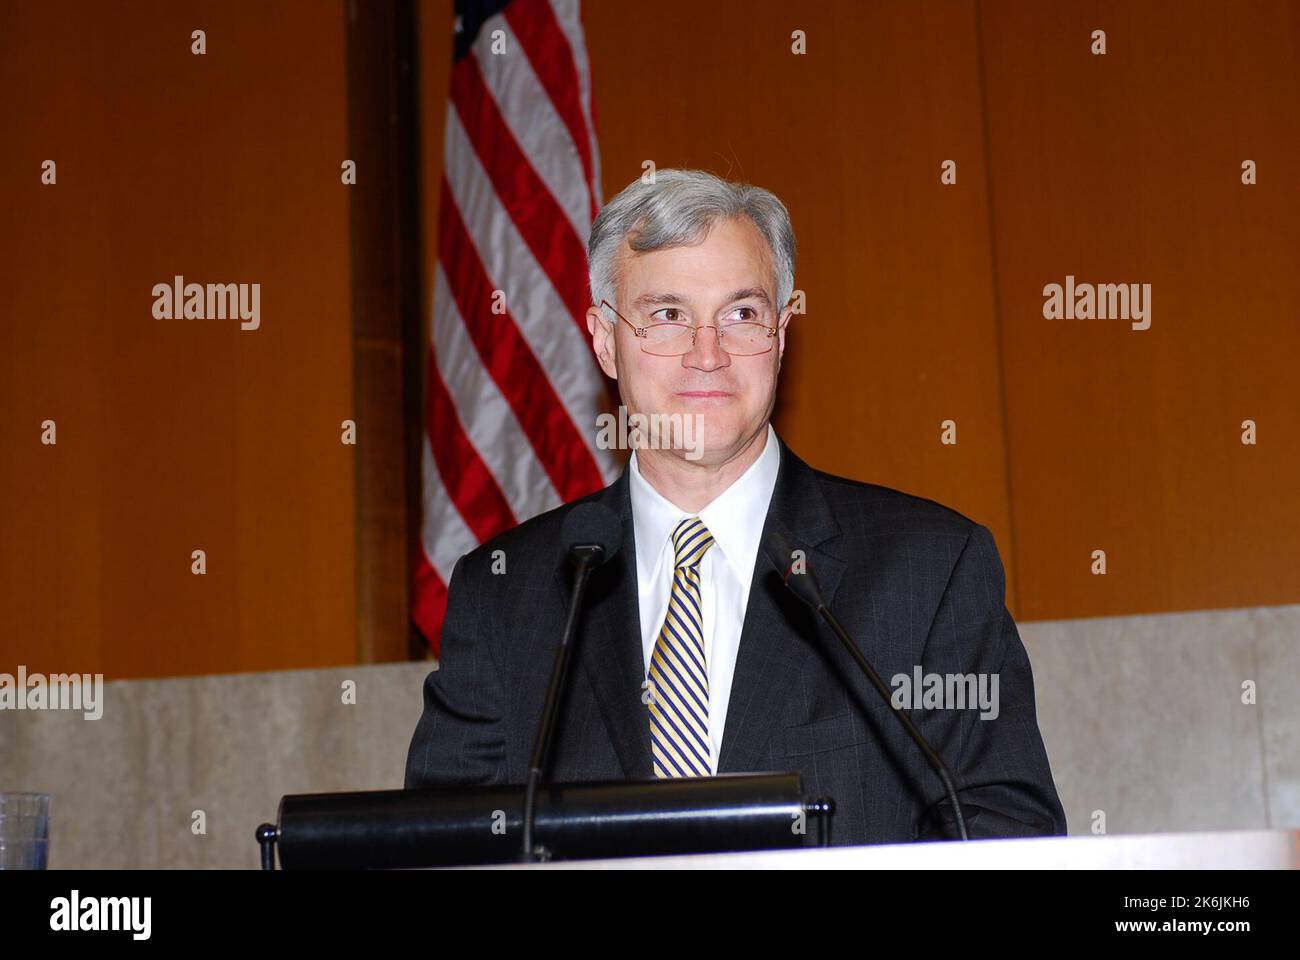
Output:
[587, 168, 796, 318]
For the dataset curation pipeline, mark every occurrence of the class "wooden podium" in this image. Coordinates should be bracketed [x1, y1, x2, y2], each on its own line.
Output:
[482, 829, 1300, 869]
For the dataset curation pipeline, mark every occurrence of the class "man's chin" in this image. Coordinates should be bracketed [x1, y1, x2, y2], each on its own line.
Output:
[626, 402, 763, 464]
[680, 420, 752, 466]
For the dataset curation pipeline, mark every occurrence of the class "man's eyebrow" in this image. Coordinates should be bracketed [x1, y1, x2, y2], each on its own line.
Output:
[629, 288, 773, 309]
[629, 291, 689, 309]
[723, 287, 772, 308]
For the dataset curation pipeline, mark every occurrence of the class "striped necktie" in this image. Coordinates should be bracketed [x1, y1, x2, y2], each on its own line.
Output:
[648, 516, 715, 778]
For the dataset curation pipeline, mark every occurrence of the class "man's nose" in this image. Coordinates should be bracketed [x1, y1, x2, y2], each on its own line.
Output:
[682, 325, 731, 371]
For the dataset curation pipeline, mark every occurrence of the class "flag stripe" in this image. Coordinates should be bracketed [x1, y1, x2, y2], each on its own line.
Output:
[441, 107, 614, 480]
[425, 344, 519, 543]
[503, 0, 599, 222]
[548, 0, 602, 207]
[431, 263, 563, 519]
[474, 4, 593, 244]
[437, 177, 605, 501]
[450, 51, 593, 330]
[419, 437, 481, 578]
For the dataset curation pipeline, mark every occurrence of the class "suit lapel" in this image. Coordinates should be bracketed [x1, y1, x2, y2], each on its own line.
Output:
[558, 472, 654, 778]
[718, 440, 847, 774]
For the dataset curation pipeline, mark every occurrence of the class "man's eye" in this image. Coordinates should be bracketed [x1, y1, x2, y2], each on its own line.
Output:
[726, 306, 756, 322]
[657, 308, 682, 323]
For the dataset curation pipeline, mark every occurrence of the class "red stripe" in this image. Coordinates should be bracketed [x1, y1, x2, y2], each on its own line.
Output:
[450, 52, 592, 333]
[504, 0, 599, 222]
[438, 177, 605, 501]
[411, 550, 448, 658]
[425, 344, 519, 542]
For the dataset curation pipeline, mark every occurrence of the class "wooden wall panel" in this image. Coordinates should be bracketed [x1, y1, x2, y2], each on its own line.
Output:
[979, 0, 1300, 618]
[0, 1, 356, 679]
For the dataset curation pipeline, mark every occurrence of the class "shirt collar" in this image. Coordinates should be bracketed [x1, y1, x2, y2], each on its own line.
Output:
[628, 424, 781, 586]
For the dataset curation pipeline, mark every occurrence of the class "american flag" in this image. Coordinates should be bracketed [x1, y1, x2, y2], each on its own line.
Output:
[412, 0, 617, 654]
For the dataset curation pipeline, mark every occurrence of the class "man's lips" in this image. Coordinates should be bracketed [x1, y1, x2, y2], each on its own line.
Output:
[676, 390, 733, 399]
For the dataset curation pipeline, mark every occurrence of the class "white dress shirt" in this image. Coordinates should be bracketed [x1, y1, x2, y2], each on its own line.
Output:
[628, 424, 781, 773]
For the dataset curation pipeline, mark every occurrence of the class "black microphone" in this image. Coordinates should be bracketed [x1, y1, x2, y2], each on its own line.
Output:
[521, 502, 623, 861]
[761, 528, 970, 841]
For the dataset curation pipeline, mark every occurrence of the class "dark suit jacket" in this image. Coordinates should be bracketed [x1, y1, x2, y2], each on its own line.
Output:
[405, 438, 1067, 844]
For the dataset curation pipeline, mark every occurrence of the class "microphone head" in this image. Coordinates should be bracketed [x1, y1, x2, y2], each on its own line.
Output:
[761, 526, 824, 609]
[560, 502, 623, 568]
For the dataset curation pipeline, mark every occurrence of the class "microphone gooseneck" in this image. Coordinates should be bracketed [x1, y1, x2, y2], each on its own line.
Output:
[521, 502, 623, 861]
[761, 527, 970, 841]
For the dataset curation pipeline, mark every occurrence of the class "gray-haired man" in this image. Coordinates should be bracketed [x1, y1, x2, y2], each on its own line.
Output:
[406, 169, 1066, 844]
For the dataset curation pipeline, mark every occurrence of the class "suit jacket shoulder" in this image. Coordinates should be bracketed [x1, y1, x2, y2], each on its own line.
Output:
[806, 463, 983, 539]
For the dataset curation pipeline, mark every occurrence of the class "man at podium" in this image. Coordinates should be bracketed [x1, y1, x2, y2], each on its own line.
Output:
[406, 169, 1067, 845]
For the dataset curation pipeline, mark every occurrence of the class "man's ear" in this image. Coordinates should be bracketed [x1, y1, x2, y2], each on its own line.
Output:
[587, 305, 619, 380]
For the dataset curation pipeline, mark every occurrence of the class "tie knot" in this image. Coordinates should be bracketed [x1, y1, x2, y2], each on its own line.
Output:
[671, 517, 714, 569]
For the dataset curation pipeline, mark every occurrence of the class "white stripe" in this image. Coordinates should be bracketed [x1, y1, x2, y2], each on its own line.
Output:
[420, 436, 480, 582]
[443, 106, 617, 482]
[472, 14, 591, 244]
[432, 263, 564, 520]
[548, 0, 603, 209]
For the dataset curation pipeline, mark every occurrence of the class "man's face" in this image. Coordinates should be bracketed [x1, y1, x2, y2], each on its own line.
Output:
[586, 216, 792, 468]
